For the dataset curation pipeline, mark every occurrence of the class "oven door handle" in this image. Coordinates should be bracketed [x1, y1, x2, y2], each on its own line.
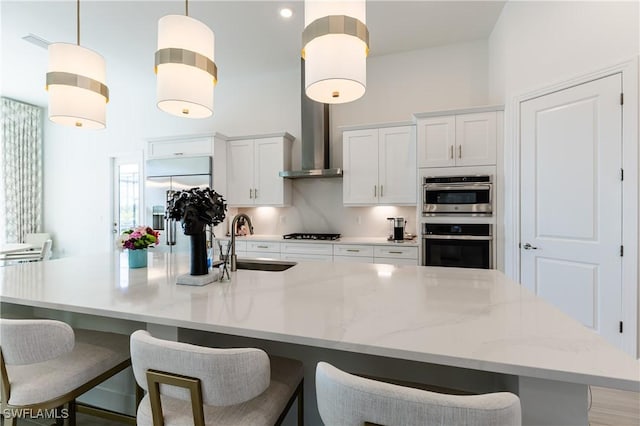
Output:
[424, 184, 492, 191]
[422, 235, 493, 241]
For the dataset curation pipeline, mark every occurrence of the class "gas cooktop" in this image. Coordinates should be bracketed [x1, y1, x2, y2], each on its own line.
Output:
[282, 233, 341, 241]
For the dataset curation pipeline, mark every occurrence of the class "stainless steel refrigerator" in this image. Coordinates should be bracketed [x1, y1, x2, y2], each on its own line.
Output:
[145, 156, 212, 253]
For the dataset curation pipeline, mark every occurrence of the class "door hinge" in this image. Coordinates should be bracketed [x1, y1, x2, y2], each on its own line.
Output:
[619, 321, 623, 333]
[620, 245, 624, 256]
[621, 168, 624, 181]
[620, 93, 624, 105]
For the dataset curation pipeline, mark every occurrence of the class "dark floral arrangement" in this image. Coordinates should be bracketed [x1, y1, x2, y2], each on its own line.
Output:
[118, 226, 160, 250]
[166, 187, 227, 229]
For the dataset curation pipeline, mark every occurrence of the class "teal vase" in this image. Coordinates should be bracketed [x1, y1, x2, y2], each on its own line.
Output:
[128, 249, 148, 269]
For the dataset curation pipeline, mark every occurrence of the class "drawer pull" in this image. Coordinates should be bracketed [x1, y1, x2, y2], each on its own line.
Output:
[256, 245, 268, 249]
[388, 251, 403, 254]
[346, 249, 360, 252]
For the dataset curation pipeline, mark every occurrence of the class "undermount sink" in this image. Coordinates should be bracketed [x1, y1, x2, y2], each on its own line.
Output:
[235, 259, 297, 272]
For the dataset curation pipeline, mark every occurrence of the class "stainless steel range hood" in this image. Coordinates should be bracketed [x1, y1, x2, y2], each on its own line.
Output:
[279, 60, 343, 179]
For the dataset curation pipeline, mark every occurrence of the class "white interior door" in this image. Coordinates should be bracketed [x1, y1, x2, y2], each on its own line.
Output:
[520, 73, 622, 349]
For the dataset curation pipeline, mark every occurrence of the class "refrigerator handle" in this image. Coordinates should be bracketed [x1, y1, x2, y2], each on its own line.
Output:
[166, 218, 177, 246]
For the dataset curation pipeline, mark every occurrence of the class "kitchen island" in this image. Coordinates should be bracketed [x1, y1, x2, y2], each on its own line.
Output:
[1, 252, 638, 425]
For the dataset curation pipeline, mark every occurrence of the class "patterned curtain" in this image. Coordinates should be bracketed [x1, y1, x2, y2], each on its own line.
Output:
[0, 97, 43, 244]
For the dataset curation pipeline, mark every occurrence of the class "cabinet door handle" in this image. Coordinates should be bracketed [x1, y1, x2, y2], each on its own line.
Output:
[173, 152, 184, 156]
[346, 249, 360, 252]
[388, 251, 403, 254]
[458, 145, 462, 159]
[374, 185, 377, 197]
[256, 245, 268, 249]
[449, 145, 453, 159]
[254, 188, 258, 199]
[380, 185, 384, 197]
[249, 188, 253, 199]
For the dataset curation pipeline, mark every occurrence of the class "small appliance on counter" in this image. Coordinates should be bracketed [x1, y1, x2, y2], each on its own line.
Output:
[386, 217, 415, 242]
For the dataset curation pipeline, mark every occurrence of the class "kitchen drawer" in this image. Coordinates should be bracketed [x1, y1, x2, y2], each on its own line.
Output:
[333, 244, 374, 257]
[281, 253, 332, 263]
[374, 246, 418, 259]
[244, 251, 281, 260]
[333, 255, 374, 264]
[282, 242, 333, 256]
[246, 241, 281, 253]
[374, 257, 418, 266]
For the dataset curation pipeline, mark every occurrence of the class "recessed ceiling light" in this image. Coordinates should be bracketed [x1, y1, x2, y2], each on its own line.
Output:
[280, 8, 293, 19]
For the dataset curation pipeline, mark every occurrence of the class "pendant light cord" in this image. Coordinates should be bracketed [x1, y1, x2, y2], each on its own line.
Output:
[76, 0, 80, 45]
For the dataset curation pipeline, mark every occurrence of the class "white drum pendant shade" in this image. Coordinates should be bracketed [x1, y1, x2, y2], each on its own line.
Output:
[47, 43, 108, 129]
[303, 1, 367, 104]
[156, 15, 215, 118]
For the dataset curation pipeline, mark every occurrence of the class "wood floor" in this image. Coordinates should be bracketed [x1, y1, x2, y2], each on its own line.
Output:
[12, 386, 640, 425]
[589, 386, 640, 426]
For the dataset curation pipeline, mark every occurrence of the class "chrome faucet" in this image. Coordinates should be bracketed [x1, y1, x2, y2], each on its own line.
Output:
[230, 213, 254, 271]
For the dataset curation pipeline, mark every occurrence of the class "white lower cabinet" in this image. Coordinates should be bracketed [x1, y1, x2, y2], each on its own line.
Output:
[245, 241, 281, 260]
[214, 240, 246, 259]
[215, 239, 418, 265]
[373, 246, 418, 265]
[281, 243, 333, 263]
[333, 244, 374, 263]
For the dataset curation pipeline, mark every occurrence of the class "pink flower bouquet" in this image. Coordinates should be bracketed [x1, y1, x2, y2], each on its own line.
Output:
[119, 226, 160, 250]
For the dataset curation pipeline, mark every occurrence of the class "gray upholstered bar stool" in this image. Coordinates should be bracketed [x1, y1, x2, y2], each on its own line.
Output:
[130, 330, 304, 426]
[316, 362, 522, 426]
[0, 319, 133, 425]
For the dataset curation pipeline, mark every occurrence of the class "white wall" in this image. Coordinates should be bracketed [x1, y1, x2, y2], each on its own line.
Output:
[43, 39, 489, 256]
[488, 0, 639, 356]
[488, 1, 639, 103]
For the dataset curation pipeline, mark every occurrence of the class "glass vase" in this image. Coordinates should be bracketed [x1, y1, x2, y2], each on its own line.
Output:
[128, 248, 148, 269]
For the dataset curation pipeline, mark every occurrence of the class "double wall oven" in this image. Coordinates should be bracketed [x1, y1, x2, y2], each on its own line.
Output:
[421, 175, 494, 269]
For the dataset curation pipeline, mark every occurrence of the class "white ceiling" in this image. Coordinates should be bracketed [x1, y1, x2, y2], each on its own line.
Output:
[1, 1, 505, 106]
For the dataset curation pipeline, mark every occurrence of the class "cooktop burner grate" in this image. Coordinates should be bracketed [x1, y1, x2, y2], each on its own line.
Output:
[282, 233, 341, 241]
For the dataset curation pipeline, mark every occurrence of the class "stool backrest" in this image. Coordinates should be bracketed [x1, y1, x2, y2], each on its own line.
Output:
[316, 362, 522, 426]
[0, 319, 74, 365]
[130, 330, 270, 406]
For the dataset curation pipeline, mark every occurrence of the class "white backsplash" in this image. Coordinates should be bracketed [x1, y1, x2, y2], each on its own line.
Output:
[233, 179, 416, 238]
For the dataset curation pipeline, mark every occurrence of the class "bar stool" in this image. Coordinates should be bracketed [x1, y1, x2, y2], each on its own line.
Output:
[315, 361, 522, 426]
[130, 330, 304, 426]
[0, 319, 133, 425]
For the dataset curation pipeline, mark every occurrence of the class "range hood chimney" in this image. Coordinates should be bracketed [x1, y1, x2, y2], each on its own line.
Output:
[279, 59, 343, 179]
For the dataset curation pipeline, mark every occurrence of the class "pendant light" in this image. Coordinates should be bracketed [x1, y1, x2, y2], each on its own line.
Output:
[46, 0, 109, 129]
[155, 0, 216, 118]
[302, 0, 369, 104]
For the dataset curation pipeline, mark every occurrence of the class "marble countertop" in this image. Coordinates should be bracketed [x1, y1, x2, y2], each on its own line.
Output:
[1, 252, 638, 391]
[216, 234, 420, 246]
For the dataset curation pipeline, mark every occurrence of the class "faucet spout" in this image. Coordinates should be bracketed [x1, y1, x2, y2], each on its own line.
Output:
[230, 214, 254, 272]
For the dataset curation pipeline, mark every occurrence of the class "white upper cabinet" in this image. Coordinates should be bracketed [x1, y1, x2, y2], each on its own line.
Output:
[417, 110, 498, 167]
[226, 134, 292, 207]
[343, 125, 416, 205]
[147, 135, 214, 159]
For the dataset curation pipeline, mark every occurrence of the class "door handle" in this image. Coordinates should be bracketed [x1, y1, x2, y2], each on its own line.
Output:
[254, 188, 258, 199]
[449, 145, 454, 159]
[458, 145, 462, 159]
[380, 185, 383, 197]
[522, 243, 538, 250]
[249, 188, 253, 199]
[374, 185, 377, 197]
